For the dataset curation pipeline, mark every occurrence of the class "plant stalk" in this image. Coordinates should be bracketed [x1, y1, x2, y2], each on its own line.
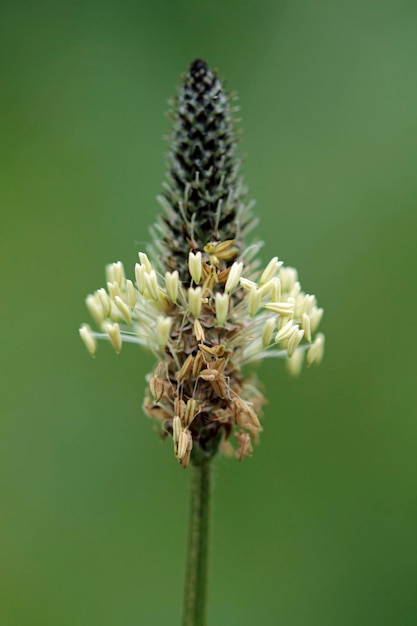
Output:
[182, 459, 212, 626]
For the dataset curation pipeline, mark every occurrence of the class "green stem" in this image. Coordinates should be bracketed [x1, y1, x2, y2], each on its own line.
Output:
[182, 459, 212, 626]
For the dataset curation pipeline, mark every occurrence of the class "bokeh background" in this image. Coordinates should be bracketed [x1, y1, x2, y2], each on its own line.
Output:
[1, 1, 416, 624]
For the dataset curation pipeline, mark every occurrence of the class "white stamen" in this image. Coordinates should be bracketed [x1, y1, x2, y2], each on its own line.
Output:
[126, 280, 137, 308]
[107, 281, 122, 301]
[188, 251, 202, 284]
[279, 266, 298, 291]
[240, 277, 257, 291]
[135, 263, 146, 294]
[286, 348, 304, 377]
[247, 287, 262, 317]
[104, 322, 122, 353]
[113, 261, 125, 287]
[188, 287, 202, 318]
[287, 327, 304, 358]
[303, 294, 316, 315]
[260, 257, 282, 284]
[270, 278, 281, 302]
[225, 262, 243, 293]
[215, 292, 229, 326]
[264, 301, 295, 316]
[156, 316, 172, 349]
[79, 324, 97, 356]
[302, 313, 311, 343]
[138, 252, 152, 273]
[275, 320, 296, 343]
[165, 270, 179, 303]
[97, 288, 111, 318]
[306, 333, 325, 366]
[105, 263, 115, 284]
[261, 318, 275, 348]
[145, 270, 160, 301]
[115, 296, 132, 324]
[310, 307, 324, 333]
[86, 294, 104, 325]
[290, 281, 301, 298]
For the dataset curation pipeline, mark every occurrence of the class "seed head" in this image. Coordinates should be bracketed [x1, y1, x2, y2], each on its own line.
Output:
[80, 60, 325, 467]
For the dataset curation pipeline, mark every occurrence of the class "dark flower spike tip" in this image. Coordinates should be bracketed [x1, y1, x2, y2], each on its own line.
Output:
[153, 59, 253, 278]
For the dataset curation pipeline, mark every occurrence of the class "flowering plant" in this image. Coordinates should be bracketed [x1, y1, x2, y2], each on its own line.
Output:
[80, 59, 324, 624]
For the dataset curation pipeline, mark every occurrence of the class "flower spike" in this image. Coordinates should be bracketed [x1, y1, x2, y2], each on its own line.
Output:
[80, 60, 324, 467]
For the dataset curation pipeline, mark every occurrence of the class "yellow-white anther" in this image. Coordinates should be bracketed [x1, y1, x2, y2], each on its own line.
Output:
[225, 262, 243, 293]
[270, 278, 281, 302]
[264, 301, 295, 316]
[303, 294, 316, 315]
[104, 322, 122, 353]
[165, 270, 179, 303]
[106, 262, 125, 287]
[188, 287, 202, 318]
[287, 327, 304, 358]
[290, 281, 301, 299]
[261, 317, 276, 348]
[145, 270, 160, 301]
[107, 281, 122, 300]
[188, 251, 202, 284]
[306, 333, 325, 366]
[310, 307, 324, 333]
[240, 277, 257, 291]
[260, 257, 282, 284]
[135, 263, 146, 294]
[79, 324, 97, 356]
[115, 296, 132, 324]
[97, 288, 111, 318]
[275, 320, 295, 343]
[86, 294, 104, 325]
[156, 316, 172, 349]
[259, 277, 281, 300]
[172, 416, 182, 449]
[247, 287, 262, 317]
[286, 349, 304, 377]
[138, 252, 152, 273]
[215, 292, 229, 327]
[279, 266, 298, 291]
[126, 280, 137, 308]
[105, 263, 115, 284]
[113, 261, 125, 287]
[302, 313, 311, 343]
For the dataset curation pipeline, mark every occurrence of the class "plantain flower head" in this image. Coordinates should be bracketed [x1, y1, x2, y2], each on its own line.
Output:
[80, 60, 324, 467]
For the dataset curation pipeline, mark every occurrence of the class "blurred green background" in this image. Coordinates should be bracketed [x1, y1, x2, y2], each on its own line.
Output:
[1, 1, 416, 624]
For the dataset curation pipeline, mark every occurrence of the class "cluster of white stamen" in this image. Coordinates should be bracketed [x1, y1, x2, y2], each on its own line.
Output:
[80, 256, 178, 357]
[233, 257, 324, 372]
[80, 248, 324, 378]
